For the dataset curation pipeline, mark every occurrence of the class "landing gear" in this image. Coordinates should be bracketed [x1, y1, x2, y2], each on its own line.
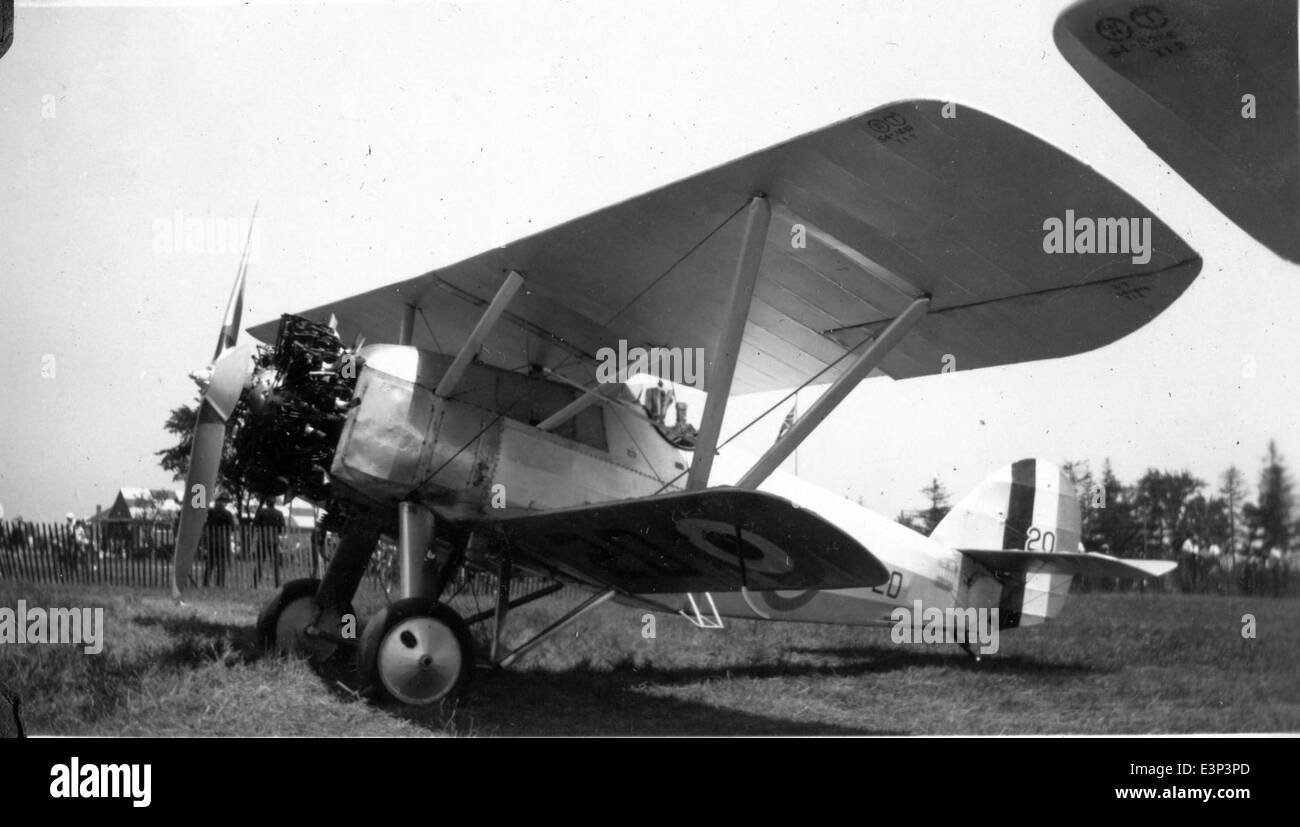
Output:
[357, 598, 475, 705]
[256, 578, 355, 662]
[350, 502, 475, 706]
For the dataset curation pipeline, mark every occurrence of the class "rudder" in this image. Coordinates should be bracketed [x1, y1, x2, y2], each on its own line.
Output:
[932, 459, 1081, 627]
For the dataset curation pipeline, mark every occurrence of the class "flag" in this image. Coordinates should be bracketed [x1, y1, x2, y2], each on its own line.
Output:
[776, 402, 797, 442]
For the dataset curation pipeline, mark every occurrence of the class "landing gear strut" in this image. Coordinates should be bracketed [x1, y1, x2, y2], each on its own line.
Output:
[355, 502, 475, 706]
[259, 519, 382, 661]
[475, 551, 615, 668]
[256, 577, 355, 662]
[263, 499, 613, 706]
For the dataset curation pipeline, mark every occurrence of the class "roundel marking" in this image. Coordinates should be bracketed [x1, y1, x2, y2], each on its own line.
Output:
[1095, 16, 1133, 41]
[673, 518, 793, 575]
[759, 589, 819, 612]
[1129, 5, 1167, 30]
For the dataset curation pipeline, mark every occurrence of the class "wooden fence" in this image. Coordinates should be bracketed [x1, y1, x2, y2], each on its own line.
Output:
[4, 519, 1293, 599]
[0, 520, 563, 600]
[0, 522, 325, 590]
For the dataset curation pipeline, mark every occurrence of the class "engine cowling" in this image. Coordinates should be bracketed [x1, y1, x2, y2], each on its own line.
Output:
[234, 315, 361, 505]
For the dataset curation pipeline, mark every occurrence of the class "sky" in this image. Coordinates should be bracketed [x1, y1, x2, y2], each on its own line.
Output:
[0, 0, 1296, 523]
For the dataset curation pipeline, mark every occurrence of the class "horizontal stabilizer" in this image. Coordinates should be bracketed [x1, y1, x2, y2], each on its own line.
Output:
[961, 548, 1177, 580]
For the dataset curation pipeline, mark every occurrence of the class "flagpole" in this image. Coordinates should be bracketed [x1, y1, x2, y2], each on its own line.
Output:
[793, 388, 799, 477]
[775, 390, 800, 477]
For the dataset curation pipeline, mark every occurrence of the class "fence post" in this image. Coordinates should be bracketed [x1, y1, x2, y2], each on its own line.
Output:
[44, 524, 54, 582]
[43, 524, 55, 581]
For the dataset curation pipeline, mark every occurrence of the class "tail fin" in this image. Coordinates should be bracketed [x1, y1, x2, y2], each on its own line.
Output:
[933, 459, 1081, 627]
[931, 458, 1081, 552]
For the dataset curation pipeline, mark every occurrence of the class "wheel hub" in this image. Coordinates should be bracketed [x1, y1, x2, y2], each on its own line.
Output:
[376, 616, 464, 705]
[274, 596, 342, 661]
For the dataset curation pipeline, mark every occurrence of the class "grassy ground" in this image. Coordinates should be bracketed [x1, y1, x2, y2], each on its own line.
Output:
[1, 580, 1296, 735]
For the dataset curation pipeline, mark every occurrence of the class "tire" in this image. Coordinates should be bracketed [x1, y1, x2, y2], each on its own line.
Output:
[357, 598, 475, 706]
[256, 578, 355, 662]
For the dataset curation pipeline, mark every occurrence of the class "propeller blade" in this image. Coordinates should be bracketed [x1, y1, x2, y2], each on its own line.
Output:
[172, 251, 257, 599]
[204, 343, 255, 421]
[169, 345, 254, 599]
[170, 402, 230, 600]
[212, 202, 258, 360]
[172, 203, 261, 600]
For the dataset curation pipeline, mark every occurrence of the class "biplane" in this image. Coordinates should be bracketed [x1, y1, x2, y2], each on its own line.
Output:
[168, 93, 1212, 705]
[173, 0, 1300, 704]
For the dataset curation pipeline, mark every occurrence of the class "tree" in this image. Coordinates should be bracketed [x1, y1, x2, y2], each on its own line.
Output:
[894, 510, 926, 533]
[1178, 492, 1228, 593]
[156, 398, 253, 518]
[1255, 440, 1293, 555]
[893, 477, 951, 535]
[156, 403, 197, 482]
[1219, 465, 1247, 556]
[1131, 469, 1204, 559]
[1180, 493, 1226, 552]
[918, 477, 951, 535]
[1199, 495, 1230, 554]
[1089, 459, 1137, 556]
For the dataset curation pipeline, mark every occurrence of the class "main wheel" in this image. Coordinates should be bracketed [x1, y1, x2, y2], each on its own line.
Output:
[256, 578, 355, 662]
[357, 598, 474, 706]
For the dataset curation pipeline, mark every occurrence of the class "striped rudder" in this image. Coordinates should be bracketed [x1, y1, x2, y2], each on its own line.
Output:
[933, 459, 1082, 628]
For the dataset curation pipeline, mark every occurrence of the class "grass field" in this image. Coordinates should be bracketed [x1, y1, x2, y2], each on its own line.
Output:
[1, 580, 1297, 735]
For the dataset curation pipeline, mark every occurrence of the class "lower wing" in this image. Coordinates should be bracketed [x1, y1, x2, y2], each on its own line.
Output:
[479, 488, 890, 594]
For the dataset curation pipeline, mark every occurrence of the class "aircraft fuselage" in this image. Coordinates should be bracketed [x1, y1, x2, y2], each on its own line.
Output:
[328, 344, 1006, 638]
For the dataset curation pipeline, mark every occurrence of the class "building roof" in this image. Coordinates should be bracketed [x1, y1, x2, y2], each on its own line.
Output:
[278, 498, 317, 530]
[104, 487, 182, 522]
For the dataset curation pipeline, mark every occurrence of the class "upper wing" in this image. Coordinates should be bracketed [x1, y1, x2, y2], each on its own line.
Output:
[1055, 0, 1299, 262]
[479, 487, 889, 594]
[1, 1, 12, 62]
[961, 548, 1177, 579]
[249, 99, 1201, 393]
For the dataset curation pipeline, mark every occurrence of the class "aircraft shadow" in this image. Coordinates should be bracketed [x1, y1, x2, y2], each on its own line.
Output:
[389, 644, 1101, 735]
[335, 643, 1097, 736]
[127, 614, 1095, 735]
[362, 663, 904, 736]
[781, 645, 1101, 677]
[128, 614, 899, 734]
[131, 614, 263, 666]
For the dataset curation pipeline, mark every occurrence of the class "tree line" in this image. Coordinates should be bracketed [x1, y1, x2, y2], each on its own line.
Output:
[894, 441, 1296, 596]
